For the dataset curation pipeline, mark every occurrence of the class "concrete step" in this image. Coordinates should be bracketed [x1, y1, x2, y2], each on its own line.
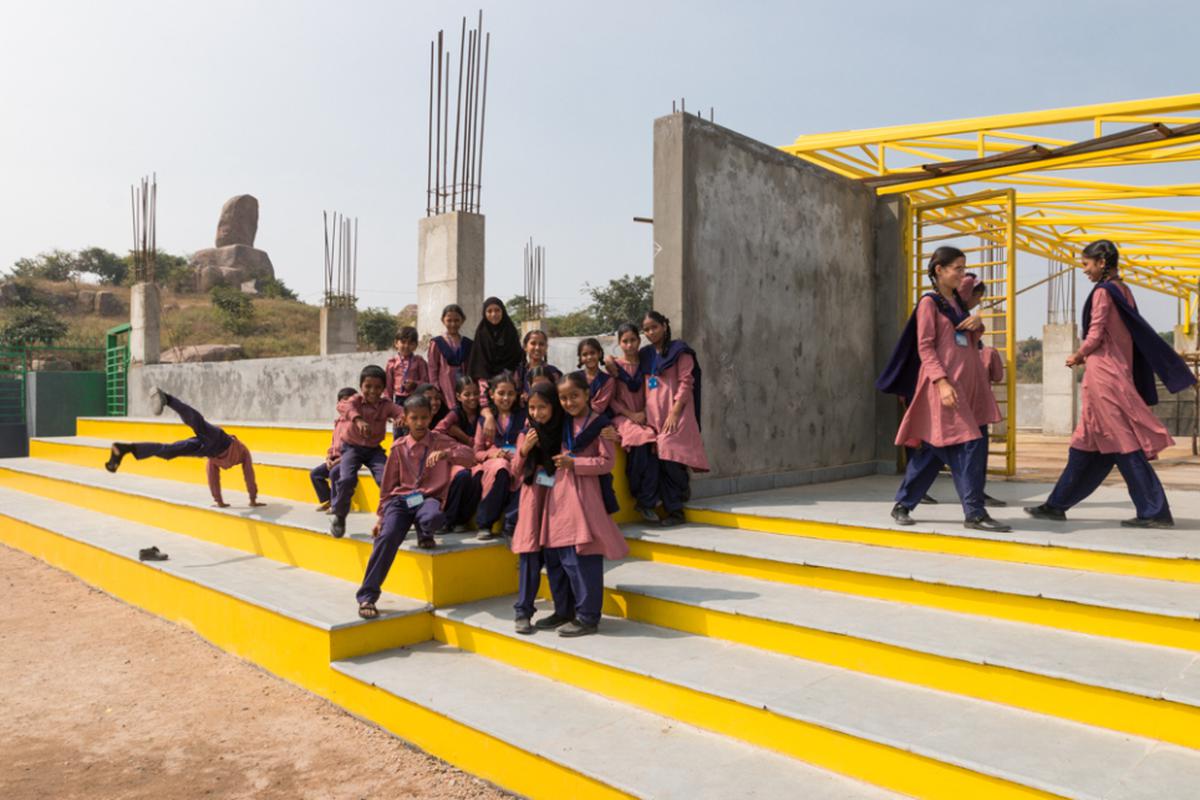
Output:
[78, 415, 340, 457]
[0, 486, 430, 694]
[436, 598, 1200, 800]
[0, 458, 516, 606]
[333, 642, 901, 800]
[686, 474, 1200, 583]
[598, 558, 1200, 748]
[31, 435, 378, 511]
[623, 523, 1200, 651]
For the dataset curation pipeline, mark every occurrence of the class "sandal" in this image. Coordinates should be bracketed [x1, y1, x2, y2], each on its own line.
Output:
[358, 602, 378, 619]
[418, 536, 437, 550]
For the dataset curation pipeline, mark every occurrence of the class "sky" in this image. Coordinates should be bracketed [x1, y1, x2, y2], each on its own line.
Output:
[2, 0, 1198, 339]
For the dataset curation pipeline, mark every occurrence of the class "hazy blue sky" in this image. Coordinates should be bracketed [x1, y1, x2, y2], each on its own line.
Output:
[3, 0, 1198, 338]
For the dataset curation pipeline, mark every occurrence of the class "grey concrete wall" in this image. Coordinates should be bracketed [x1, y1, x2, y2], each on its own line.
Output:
[1042, 323, 1079, 435]
[1017, 384, 1043, 430]
[653, 113, 887, 488]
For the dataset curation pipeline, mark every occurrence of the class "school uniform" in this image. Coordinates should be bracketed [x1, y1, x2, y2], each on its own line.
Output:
[609, 357, 659, 510]
[427, 334, 473, 408]
[332, 394, 404, 520]
[472, 408, 526, 529]
[584, 369, 615, 415]
[385, 353, 430, 405]
[129, 393, 258, 505]
[539, 413, 630, 627]
[640, 342, 709, 515]
[1039, 282, 1194, 521]
[509, 431, 554, 621]
[515, 361, 563, 404]
[356, 430, 475, 604]
[310, 416, 351, 505]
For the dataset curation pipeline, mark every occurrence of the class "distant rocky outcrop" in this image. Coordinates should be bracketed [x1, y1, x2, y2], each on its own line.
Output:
[159, 344, 246, 363]
[188, 195, 275, 292]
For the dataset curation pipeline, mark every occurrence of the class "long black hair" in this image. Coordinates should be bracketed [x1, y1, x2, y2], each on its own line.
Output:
[927, 246, 966, 288]
[643, 310, 673, 355]
[523, 384, 565, 485]
[1082, 239, 1120, 281]
[486, 370, 519, 409]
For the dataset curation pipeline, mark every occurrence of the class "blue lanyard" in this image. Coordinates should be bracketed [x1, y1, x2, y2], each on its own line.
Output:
[409, 443, 429, 483]
[564, 412, 593, 454]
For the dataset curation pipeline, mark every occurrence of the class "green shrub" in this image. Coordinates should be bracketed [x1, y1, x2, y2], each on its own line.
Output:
[0, 305, 69, 346]
[258, 277, 299, 301]
[210, 286, 256, 336]
[358, 307, 399, 351]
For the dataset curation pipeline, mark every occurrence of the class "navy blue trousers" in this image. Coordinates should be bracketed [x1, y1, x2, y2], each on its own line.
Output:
[904, 426, 993, 501]
[895, 437, 987, 519]
[444, 470, 480, 526]
[514, 551, 549, 620]
[357, 497, 445, 604]
[1046, 447, 1170, 520]
[543, 546, 604, 626]
[309, 461, 340, 505]
[473, 470, 513, 529]
[332, 444, 388, 519]
[625, 444, 659, 509]
[131, 394, 232, 460]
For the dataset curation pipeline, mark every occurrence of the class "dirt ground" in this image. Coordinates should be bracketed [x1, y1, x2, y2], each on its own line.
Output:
[0, 544, 511, 800]
[1000, 431, 1200, 488]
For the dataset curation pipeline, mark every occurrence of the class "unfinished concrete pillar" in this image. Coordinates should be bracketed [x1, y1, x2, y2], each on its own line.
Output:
[1174, 324, 1198, 354]
[418, 212, 485, 341]
[129, 282, 161, 365]
[320, 306, 358, 355]
[1042, 323, 1079, 435]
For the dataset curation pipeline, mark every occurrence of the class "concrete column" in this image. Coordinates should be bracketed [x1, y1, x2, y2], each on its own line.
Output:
[1174, 324, 1197, 353]
[1042, 323, 1079, 435]
[521, 319, 544, 336]
[320, 306, 358, 355]
[417, 212, 485, 341]
[652, 114, 688, 335]
[129, 282, 161, 365]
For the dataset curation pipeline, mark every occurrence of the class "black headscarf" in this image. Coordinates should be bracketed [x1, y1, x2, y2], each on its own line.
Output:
[522, 384, 566, 485]
[467, 297, 523, 381]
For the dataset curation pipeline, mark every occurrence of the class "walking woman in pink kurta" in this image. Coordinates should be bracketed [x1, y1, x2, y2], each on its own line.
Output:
[882, 247, 1010, 532]
[640, 311, 709, 527]
[1027, 240, 1194, 528]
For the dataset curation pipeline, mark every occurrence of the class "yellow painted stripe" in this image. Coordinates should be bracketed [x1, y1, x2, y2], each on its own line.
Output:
[0, 469, 517, 606]
[0, 514, 430, 695]
[626, 539, 1200, 651]
[30, 438, 377, 511]
[601, 587, 1200, 750]
[434, 617, 1057, 800]
[685, 507, 1200, 584]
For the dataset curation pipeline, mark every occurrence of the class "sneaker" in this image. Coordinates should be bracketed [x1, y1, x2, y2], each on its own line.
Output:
[558, 620, 599, 638]
[660, 511, 686, 527]
[330, 516, 346, 538]
[983, 493, 1008, 508]
[965, 514, 1013, 533]
[514, 617, 534, 635]
[1023, 504, 1066, 522]
[476, 529, 499, 541]
[636, 505, 660, 524]
[533, 613, 573, 630]
[149, 387, 166, 416]
[105, 443, 129, 473]
[315, 501, 331, 512]
[451, 523, 474, 534]
[891, 503, 914, 526]
[918, 494, 938, 505]
[1121, 516, 1175, 529]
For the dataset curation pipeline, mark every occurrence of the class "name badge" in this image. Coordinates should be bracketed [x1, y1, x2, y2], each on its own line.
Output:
[403, 492, 425, 509]
[647, 376, 660, 389]
[500, 445, 517, 454]
[954, 332, 969, 348]
[535, 470, 556, 487]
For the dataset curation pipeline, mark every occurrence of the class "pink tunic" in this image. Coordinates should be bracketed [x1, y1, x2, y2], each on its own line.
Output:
[895, 295, 1001, 449]
[427, 335, 469, 407]
[434, 407, 478, 442]
[384, 353, 430, 401]
[584, 370, 615, 415]
[644, 352, 710, 471]
[981, 346, 1004, 384]
[540, 417, 629, 560]
[608, 358, 657, 448]
[377, 430, 474, 511]
[327, 417, 352, 459]
[338, 395, 404, 448]
[1071, 286, 1174, 458]
[473, 411, 520, 497]
[509, 432, 547, 555]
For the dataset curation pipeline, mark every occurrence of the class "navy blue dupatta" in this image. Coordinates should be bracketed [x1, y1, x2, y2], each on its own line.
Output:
[563, 412, 621, 514]
[876, 291, 971, 402]
[637, 341, 703, 430]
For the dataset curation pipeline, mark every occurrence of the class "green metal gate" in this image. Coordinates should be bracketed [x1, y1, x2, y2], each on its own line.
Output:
[0, 349, 26, 425]
[105, 323, 131, 417]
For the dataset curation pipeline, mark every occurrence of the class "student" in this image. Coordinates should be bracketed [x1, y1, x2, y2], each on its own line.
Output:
[427, 304, 474, 408]
[435, 375, 482, 445]
[355, 394, 475, 619]
[311, 387, 357, 511]
[877, 247, 1010, 532]
[606, 322, 659, 522]
[420, 383, 450, 429]
[960, 274, 1007, 508]
[467, 297, 524, 436]
[525, 365, 558, 394]
[639, 311, 709, 527]
[510, 383, 564, 634]
[107, 388, 264, 510]
[517, 329, 562, 403]
[385, 326, 430, 406]
[472, 372, 526, 540]
[330, 365, 404, 538]
[577, 337, 614, 415]
[1026, 240, 1195, 528]
[535, 372, 629, 637]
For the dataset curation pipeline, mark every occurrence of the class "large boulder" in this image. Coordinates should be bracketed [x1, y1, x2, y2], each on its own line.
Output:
[191, 244, 275, 292]
[215, 195, 259, 247]
[95, 290, 123, 316]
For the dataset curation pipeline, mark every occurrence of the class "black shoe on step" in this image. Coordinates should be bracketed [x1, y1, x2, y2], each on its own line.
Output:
[983, 493, 1008, 508]
[1121, 516, 1175, 529]
[138, 546, 169, 562]
[1023, 504, 1066, 522]
[918, 494, 938, 505]
[891, 504, 915, 526]
[557, 620, 599, 638]
[965, 514, 1012, 533]
[514, 617, 534, 635]
[660, 511, 686, 527]
[533, 613, 573, 630]
[330, 517, 346, 538]
[636, 505, 660, 524]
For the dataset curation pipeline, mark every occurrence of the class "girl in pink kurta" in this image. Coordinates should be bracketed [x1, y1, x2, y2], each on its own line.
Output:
[886, 247, 1010, 532]
[577, 337, 615, 414]
[472, 372, 525, 540]
[427, 304, 474, 409]
[640, 311, 709, 528]
[1027, 240, 1191, 527]
[606, 323, 659, 522]
[534, 373, 629, 637]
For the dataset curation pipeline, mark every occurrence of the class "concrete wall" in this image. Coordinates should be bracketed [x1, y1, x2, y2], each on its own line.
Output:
[653, 113, 892, 491]
[1017, 384, 1043, 430]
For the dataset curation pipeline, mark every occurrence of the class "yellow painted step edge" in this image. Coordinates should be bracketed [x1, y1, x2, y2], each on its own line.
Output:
[433, 617, 1059, 800]
[78, 417, 345, 457]
[0, 468, 517, 607]
[626, 539, 1200, 652]
[684, 507, 1200, 584]
[602, 587, 1200, 750]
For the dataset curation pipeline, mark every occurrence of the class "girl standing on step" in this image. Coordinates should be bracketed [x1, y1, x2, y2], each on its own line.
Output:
[606, 323, 659, 523]
[427, 304, 474, 410]
[468, 297, 524, 438]
[1025, 240, 1195, 528]
[878, 247, 1009, 532]
[639, 311, 709, 527]
[472, 372, 526, 540]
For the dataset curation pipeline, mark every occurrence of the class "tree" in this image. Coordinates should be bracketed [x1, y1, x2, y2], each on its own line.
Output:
[586, 273, 653, 332]
[9, 249, 77, 282]
[545, 309, 601, 337]
[1015, 337, 1042, 384]
[122, 250, 193, 292]
[258, 277, 299, 301]
[358, 307, 399, 351]
[75, 247, 127, 285]
[210, 286, 256, 336]
[506, 294, 534, 327]
[0, 306, 68, 346]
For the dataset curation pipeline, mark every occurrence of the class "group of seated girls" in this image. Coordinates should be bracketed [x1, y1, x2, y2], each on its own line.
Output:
[310, 297, 709, 636]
